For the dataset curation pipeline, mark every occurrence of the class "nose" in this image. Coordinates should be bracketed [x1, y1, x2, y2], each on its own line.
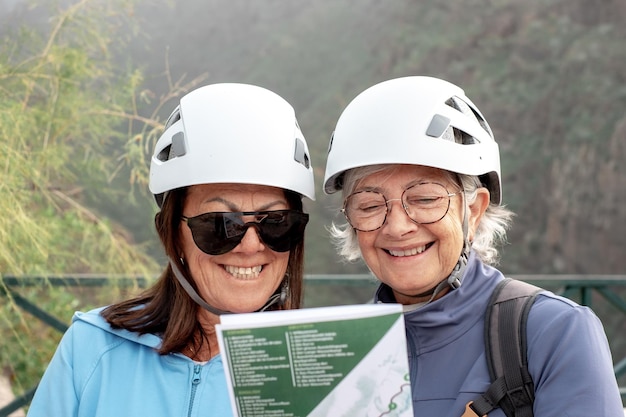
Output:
[384, 198, 403, 208]
[382, 198, 418, 235]
[232, 226, 266, 253]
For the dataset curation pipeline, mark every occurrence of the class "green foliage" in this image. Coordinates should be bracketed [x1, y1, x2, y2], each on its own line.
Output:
[1, 0, 153, 276]
[0, 0, 212, 398]
[0, 0, 170, 396]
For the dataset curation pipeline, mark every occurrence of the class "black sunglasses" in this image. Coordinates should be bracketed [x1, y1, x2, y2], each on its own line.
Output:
[182, 210, 309, 255]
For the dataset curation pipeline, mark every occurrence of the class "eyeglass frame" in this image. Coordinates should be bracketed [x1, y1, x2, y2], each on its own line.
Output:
[341, 182, 464, 232]
[181, 209, 309, 255]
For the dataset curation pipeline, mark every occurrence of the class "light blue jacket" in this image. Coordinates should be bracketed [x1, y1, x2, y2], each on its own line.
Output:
[375, 252, 624, 417]
[27, 308, 232, 417]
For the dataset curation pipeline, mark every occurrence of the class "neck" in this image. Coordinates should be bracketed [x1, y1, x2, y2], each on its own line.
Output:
[184, 311, 221, 361]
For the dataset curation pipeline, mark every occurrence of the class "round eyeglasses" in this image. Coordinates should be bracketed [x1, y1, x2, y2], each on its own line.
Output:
[342, 182, 463, 232]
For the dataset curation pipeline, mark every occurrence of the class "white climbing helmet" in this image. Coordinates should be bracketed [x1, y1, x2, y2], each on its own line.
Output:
[323, 76, 502, 204]
[150, 83, 315, 207]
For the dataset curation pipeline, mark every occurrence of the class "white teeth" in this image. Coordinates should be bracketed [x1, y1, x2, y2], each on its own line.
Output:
[224, 265, 262, 279]
[388, 246, 427, 257]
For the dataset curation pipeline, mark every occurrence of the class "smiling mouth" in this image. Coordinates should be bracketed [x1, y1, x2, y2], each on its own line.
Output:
[387, 243, 433, 257]
[224, 265, 263, 279]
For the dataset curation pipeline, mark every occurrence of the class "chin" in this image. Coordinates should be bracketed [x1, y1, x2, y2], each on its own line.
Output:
[230, 301, 268, 314]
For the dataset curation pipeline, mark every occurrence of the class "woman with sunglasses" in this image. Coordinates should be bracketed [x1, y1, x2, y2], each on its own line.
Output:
[323, 76, 623, 416]
[27, 83, 315, 417]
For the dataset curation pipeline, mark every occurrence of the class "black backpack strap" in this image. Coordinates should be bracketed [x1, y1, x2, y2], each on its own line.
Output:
[467, 278, 541, 417]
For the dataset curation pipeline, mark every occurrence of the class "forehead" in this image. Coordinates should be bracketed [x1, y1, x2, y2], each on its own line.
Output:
[354, 164, 456, 191]
[185, 183, 287, 207]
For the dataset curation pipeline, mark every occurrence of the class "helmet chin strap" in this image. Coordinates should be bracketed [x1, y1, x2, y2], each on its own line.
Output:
[169, 258, 287, 316]
[401, 194, 471, 312]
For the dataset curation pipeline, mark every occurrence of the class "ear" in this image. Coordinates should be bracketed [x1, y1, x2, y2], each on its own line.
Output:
[467, 188, 490, 241]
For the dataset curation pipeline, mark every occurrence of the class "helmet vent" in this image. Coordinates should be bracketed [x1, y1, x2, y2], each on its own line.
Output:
[445, 96, 494, 142]
[452, 127, 478, 145]
[156, 145, 171, 162]
[327, 132, 334, 154]
[164, 106, 182, 129]
[156, 132, 186, 163]
[444, 96, 482, 145]
[294, 137, 310, 169]
[171, 132, 187, 157]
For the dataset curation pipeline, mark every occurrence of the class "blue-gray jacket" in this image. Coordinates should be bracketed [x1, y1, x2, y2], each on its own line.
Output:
[27, 308, 232, 417]
[375, 252, 623, 416]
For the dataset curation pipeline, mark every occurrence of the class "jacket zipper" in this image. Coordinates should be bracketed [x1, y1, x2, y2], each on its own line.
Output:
[187, 364, 202, 417]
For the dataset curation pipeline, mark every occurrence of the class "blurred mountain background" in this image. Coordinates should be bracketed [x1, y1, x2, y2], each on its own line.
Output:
[3, 0, 625, 276]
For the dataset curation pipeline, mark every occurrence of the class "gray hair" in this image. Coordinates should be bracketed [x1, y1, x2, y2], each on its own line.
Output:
[328, 165, 514, 266]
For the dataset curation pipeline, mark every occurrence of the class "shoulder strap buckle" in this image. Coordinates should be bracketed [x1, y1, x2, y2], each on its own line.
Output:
[461, 401, 486, 417]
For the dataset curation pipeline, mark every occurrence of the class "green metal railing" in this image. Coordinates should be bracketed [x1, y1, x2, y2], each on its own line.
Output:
[1, 274, 625, 415]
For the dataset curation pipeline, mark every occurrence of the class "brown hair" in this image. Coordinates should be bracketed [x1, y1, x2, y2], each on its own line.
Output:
[101, 187, 305, 355]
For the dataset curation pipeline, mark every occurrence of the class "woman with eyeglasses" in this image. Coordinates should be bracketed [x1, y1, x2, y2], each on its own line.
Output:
[323, 76, 623, 416]
[27, 83, 315, 417]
